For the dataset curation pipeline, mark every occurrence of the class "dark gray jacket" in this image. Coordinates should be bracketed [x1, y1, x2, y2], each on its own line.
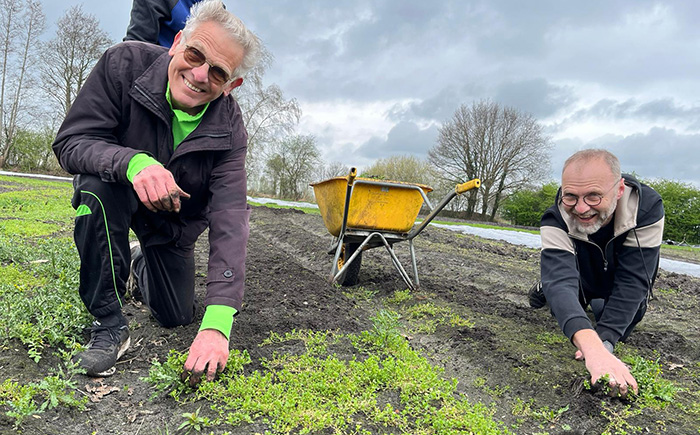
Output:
[53, 41, 250, 312]
[540, 174, 664, 345]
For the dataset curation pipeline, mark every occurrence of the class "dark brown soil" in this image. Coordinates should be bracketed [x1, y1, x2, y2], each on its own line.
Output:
[4, 204, 700, 434]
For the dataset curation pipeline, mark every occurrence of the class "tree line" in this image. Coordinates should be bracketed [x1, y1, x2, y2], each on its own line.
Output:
[1, 1, 696, 244]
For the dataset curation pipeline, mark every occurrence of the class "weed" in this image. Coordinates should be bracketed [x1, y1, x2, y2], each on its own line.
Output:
[624, 355, 679, 407]
[599, 401, 641, 435]
[358, 309, 403, 350]
[404, 301, 474, 334]
[178, 407, 212, 434]
[386, 288, 412, 304]
[260, 329, 335, 356]
[342, 286, 378, 301]
[512, 398, 569, 425]
[0, 238, 89, 362]
[0, 348, 88, 428]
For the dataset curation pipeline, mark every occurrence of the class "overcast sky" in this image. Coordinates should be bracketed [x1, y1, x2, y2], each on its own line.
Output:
[44, 1, 699, 186]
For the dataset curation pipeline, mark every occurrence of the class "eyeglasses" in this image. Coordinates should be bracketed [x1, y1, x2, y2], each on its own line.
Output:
[182, 45, 231, 86]
[560, 178, 621, 208]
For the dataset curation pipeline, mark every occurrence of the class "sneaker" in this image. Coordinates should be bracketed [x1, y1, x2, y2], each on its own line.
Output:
[74, 321, 130, 377]
[528, 281, 547, 309]
[127, 241, 142, 302]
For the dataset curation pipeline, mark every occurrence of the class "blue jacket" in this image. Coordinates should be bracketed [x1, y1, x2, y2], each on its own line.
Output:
[124, 0, 202, 47]
[540, 174, 664, 345]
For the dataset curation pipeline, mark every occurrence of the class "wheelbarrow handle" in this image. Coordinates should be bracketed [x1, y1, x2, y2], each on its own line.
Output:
[455, 178, 481, 194]
[347, 168, 357, 186]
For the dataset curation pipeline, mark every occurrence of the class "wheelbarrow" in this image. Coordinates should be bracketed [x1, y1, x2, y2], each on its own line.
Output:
[310, 168, 480, 290]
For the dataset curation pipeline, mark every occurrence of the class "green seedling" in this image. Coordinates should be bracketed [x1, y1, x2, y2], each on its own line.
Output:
[178, 407, 211, 434]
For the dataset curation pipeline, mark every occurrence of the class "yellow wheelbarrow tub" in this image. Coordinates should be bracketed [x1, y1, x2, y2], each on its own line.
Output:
[311, 176, 433, 237]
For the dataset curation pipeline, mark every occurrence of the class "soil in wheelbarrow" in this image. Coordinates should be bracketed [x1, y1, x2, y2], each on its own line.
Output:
[7, 205, 700, 434]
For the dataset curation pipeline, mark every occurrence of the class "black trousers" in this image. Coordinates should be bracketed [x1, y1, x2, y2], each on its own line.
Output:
[72, 175, 196, 327]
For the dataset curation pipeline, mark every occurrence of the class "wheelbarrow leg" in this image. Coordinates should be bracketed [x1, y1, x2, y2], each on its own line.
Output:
[329, 169, 358, 283]
[409, 239, 420, 289]
[368, 232, 417, 291]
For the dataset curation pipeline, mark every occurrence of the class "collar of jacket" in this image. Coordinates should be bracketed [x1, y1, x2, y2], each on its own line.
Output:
[558, 174, 642, 241]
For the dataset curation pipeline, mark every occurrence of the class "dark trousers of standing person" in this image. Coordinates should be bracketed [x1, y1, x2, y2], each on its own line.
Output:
[71, 174, 196, 328]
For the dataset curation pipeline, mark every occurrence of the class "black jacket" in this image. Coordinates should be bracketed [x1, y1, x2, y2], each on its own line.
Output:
[540, 174, 664, 345]
[53, 41, 250, 312]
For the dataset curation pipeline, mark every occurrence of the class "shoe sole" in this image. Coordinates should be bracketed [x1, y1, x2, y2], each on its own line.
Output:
[93, 336, 131, 377]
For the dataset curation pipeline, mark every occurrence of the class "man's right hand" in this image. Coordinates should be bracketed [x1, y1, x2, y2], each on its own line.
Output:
[573, 329, 638, 397]
[132, 165, 191, 213]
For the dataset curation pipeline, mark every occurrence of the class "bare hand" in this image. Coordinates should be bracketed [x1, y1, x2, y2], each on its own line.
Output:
[573, 330, 638, 397]
[181, 329, 229, 386]
[132, 165, 190, 213]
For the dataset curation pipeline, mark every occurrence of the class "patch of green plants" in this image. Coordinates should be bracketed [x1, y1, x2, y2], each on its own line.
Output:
[0, 185, 75, 223]
[261, 329, 337, 356]
[0, 237, 90, 362]
[404, 301, 474, 334]
[623, 354, 679, 407]
[0, 349, 88, 428]
[535, 332, 568, 346]
[247, 199, 320, 215]
[342, 286, 379, 301]
[144, 310, 512, 434]
[511, 397, 570, 426]
[654, 287, 680, 295]
[386, 288, 413, 304]
[599, 401, 642, 435]
[178, 407, 213, 434]
[473, 377, 511, 398]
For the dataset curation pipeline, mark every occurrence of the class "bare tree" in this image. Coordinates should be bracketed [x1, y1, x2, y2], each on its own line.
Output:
[429, 100, 551, 220]
[316, 161, 351, 182]
[40, 5, 112, 117]
[362, 155, 436, 186]
[233, 46, 301, 187]
[264, 135, 320, 200]
[0, 0, 45, 168]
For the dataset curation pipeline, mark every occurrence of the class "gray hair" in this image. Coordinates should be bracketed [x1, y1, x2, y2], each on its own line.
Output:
[563, 149, 621, 179]
[181, 0, 261, 81]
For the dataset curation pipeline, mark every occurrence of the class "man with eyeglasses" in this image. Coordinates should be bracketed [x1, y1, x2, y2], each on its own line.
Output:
[52, 0, 260, 384]
[529, 149, 664, 396]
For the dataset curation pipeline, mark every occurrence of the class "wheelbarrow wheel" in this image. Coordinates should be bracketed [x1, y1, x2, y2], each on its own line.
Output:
[335, 242, 362, 286]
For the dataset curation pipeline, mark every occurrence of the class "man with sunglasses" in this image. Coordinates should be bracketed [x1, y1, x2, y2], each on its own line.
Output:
[52, 0, 260, 384]
[530, 149, 664, 396]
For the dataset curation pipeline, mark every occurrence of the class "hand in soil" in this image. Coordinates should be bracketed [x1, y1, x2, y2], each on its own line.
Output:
[182, 329, 229, 386]
[573, 329, 638, 397]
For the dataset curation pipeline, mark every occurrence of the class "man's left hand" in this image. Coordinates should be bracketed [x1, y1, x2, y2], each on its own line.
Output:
[182, 329, 229, 386]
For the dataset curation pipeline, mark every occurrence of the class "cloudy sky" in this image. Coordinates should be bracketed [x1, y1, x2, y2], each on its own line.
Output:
[45, 1, 699, 185]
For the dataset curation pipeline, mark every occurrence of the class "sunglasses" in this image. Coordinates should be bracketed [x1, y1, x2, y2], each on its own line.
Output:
[182, 45, 231, 85]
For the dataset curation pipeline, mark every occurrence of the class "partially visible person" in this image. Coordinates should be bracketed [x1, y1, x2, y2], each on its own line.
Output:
[125, 0, 205, 47]
[53, 0, 260, 383]
[530, 149, 664, 397]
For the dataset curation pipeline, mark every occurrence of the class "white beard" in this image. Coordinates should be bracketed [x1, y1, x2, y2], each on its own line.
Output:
[570, 199, 618, 235]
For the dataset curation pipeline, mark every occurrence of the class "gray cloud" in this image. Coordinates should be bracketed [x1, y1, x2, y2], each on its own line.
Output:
[552, 128, 700, 186]
[355, 122, 439, 160]
[494, 79, 577, 118]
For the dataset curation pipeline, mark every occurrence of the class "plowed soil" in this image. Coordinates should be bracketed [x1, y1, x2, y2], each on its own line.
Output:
[4, 204, 700, 434]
